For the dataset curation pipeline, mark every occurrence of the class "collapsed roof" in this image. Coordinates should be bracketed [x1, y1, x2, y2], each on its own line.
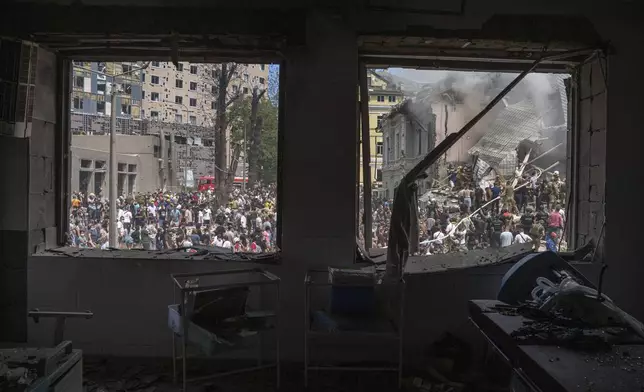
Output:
[468, 74, 569, 179]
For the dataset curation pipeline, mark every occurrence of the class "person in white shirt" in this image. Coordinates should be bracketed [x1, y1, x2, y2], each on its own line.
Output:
[222, 239, 232, 249]
[500, 227, 513, 247]
[122, 210, 132, 231]
[197, 210, 204, 225]
[513, 227, 532, 244]
[432, 229, 445, 244]
[203, 207, 212, 225]
[147, 204, 156, 218]
[445, 220, 456, 235]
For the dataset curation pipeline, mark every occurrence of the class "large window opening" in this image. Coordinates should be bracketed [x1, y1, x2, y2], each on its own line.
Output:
[67, 61, 280, 255]
[359, 67, 573, 255]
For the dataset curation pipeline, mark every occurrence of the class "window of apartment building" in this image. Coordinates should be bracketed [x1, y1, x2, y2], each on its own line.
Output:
[141, 73, 145, 82]
[122, 64, 132, 73]
[97, 81, 106, 93]
[376, 141, 383, 155]
[97, 101, 106, 114]
[388, 95, 397, 103]
[176, 63, 184, 71]
[190, 65, 198, 74]
[63, 61, 281, 258]
[260, 77, 265, 84]
[74, 76, 83, 88]
[377, 95, 385, 102]
[123, 84, 132, 94]
[260, 64, 265, 71]
[377, 115, 384, 129]
[211, 85, 217, 94]
[73, 96, 83, 110]
[243, 87, 249, 94]
[152, 61, 160, 67]
[141, 90, 145, 99]
[176, 79, 183, 88]
[243, 74, 249, 82]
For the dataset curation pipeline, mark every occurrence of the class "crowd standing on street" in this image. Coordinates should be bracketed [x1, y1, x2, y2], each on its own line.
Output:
[67, 183, 278, 253]
[359, 165, 567, 256]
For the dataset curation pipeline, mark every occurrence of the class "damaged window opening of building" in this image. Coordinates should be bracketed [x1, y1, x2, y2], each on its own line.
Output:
[67, 61, 280, 257]
[358, 61, 597, 267]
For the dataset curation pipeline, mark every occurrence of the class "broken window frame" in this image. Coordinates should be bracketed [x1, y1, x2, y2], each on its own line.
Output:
[358, 50, 601, 257]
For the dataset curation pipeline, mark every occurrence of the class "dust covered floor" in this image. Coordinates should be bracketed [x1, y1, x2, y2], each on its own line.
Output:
[83, 357, 400, 392]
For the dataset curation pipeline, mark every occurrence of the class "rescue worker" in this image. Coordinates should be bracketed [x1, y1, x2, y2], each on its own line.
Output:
[502, 181, 518, 214]
[520, 207, 534, 235]
[549, 172, 561, 208]
[530, 219, 546, 251]
[455, 166, 466, 190]
[488, 212, 503, 248]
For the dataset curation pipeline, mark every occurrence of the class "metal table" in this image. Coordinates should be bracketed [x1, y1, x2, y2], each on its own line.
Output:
[469, 299, 644, 392]
[304, 268, 405, 389]
[170, 268, 280, 391]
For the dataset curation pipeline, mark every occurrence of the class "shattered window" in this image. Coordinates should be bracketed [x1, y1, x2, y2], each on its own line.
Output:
[66, 60, 280, 257]
[360, 68, 571, 257]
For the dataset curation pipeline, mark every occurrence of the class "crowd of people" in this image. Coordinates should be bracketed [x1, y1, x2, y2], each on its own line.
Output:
[362, 165, 568, 256]
[67, 183, 278, 253]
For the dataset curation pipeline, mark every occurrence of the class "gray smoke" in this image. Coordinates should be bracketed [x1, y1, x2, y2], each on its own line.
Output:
[406, 69, 569, 170]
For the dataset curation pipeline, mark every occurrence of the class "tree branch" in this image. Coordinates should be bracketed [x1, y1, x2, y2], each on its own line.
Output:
[225, 91, 243, 108]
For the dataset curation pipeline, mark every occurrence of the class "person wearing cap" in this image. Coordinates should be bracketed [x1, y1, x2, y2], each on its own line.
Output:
[546, 231, 558, 252]
[547, 204, 564, 240]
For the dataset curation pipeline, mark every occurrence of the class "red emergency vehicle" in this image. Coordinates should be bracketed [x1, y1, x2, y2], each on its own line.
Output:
[197, 176, 248, 191]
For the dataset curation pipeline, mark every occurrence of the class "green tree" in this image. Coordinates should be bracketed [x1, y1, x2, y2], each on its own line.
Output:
[227, 94, 278, 185]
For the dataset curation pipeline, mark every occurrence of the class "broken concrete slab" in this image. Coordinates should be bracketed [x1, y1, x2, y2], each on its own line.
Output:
[404, 242, 532, 275]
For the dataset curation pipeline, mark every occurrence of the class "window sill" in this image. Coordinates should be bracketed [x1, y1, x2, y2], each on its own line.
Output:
[33, 246, 281, 264]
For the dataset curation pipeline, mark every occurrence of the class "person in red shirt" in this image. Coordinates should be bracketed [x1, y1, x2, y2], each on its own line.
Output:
[547, 204, 564, 240]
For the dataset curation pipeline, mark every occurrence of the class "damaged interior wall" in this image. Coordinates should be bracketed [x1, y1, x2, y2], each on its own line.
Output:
[574, 56, 606, 256]
[0, 43, 58, 341]
[0, 0, 639, 365]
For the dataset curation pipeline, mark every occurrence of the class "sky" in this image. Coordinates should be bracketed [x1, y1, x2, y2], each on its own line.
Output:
[389, 68, 452, 84]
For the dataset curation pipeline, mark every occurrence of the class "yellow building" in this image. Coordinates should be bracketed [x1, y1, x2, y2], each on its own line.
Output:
[360, 70, 404, 194]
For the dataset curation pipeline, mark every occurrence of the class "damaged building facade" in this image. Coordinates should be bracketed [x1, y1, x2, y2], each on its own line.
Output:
[69, 113, 219, 193]
[380, 73, 571, 196]
[469, 74, 570, 181]
[381, 99, 437, 199]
